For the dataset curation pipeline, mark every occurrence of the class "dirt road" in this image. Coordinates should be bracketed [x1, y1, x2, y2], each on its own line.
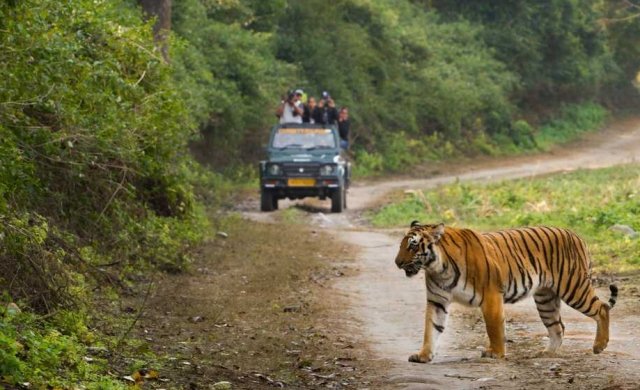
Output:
[251, 118, 640, 389]
[336, 231, 640, 389]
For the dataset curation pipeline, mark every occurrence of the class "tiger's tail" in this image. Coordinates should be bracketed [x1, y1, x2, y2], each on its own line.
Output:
[608, 284, 618, 309]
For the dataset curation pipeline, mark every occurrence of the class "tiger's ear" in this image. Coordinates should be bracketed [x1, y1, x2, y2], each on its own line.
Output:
[410, 220, 421, 228]
[433, 223, 445, 241]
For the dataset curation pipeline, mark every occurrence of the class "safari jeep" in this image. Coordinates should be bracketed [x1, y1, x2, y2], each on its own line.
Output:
[259, 123, 350, 212]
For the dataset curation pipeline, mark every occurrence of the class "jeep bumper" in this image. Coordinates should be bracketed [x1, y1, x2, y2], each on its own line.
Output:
[261, 177, 342, 200]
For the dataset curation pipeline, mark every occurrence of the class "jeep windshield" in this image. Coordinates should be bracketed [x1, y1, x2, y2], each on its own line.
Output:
[271, 127, 336, 150]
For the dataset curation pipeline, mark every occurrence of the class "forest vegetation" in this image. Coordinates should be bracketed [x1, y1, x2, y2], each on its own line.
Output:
[1, 0, 640, 386]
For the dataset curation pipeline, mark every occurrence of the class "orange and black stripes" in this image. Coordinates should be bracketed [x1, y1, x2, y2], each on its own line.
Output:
[395, 222, 617, 359]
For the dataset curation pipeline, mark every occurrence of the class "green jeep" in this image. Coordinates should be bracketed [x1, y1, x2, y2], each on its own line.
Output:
[259, 123, 351, 212]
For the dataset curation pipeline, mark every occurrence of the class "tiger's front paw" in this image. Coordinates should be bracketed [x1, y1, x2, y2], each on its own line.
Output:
[593, 341, 608, 354]
[408, 352, 433, 364]
[480, 348, 505, 359]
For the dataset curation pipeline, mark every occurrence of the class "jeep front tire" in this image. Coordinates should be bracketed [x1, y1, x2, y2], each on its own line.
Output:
[331, 186, 344, 213]
[261, 189, 275, 212]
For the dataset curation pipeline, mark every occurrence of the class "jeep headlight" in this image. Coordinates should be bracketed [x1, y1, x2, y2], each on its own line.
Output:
[268, 164, 282, 175]
[320, 164, 335, 176]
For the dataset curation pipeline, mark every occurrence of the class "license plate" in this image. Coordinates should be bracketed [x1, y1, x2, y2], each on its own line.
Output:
[288, 178, 316, 187]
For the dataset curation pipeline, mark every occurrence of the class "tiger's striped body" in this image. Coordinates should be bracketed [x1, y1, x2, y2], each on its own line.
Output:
[395, 222, 617, 363]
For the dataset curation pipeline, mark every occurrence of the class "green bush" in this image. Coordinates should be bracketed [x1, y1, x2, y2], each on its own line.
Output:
[0, 0, 208, 281]
[469, 132, 500, 156]
[0, 0, 213, 385]
[534, 103, 609, 150]
[0, 306, 125, 388]
[352, 150, 385, 177]
[510, 120, 537, 149]
[379, 132, 425, 171]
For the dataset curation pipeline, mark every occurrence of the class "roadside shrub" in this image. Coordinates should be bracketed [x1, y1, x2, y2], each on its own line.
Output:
[510, 120, 537, 149]
[469, 132, 500, 156]
[0, 213, 91, 312]
[0, 305, 125, 388]
[379, 132, 423, 171]
[0, 0, 207, 278]
[352, 150, 384, 176]
[0, 0, 210, 384]
[534, 103, 609, 150]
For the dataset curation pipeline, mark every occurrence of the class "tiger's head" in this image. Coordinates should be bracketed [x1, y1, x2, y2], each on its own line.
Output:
[395, 221, 445, 277]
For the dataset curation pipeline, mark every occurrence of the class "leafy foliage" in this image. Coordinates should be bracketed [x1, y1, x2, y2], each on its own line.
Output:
[172, 0, 296, 165]
[0, 311, 125, 389]
[0, 0, 210, 385]
[172, 0, 636, 174]
[275, 0, 517, 152]
[430, 0, 618, 104]
[0, 0, 206, 302]
[534, 103, 609, 150]
[0, 305, 125, 388]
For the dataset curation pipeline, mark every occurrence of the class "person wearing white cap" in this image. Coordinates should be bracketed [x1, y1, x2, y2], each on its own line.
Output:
[276, 89, 304, 124]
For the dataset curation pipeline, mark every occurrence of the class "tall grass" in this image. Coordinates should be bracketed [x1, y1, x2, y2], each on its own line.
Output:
[370, 165, 640, 270]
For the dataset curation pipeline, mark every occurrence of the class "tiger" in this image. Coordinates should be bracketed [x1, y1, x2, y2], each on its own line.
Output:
[394, 221, 618, 363]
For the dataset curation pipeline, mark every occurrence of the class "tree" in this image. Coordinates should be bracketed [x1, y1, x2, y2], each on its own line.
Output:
[602, 1, 640, 79]
[138, 0, 172, 60]
[428, 0, 616, 106]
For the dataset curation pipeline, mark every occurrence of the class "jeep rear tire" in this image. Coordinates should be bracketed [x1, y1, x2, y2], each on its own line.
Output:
[261, 190, 275, 212]
[331, 187, 344, 213]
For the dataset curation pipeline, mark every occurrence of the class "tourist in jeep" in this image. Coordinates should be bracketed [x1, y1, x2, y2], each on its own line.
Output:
[303, 96, 317, 124]
[338, 106, 350, 150]
[313, 92, 338, 125]
[276, 89, 304, 124]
